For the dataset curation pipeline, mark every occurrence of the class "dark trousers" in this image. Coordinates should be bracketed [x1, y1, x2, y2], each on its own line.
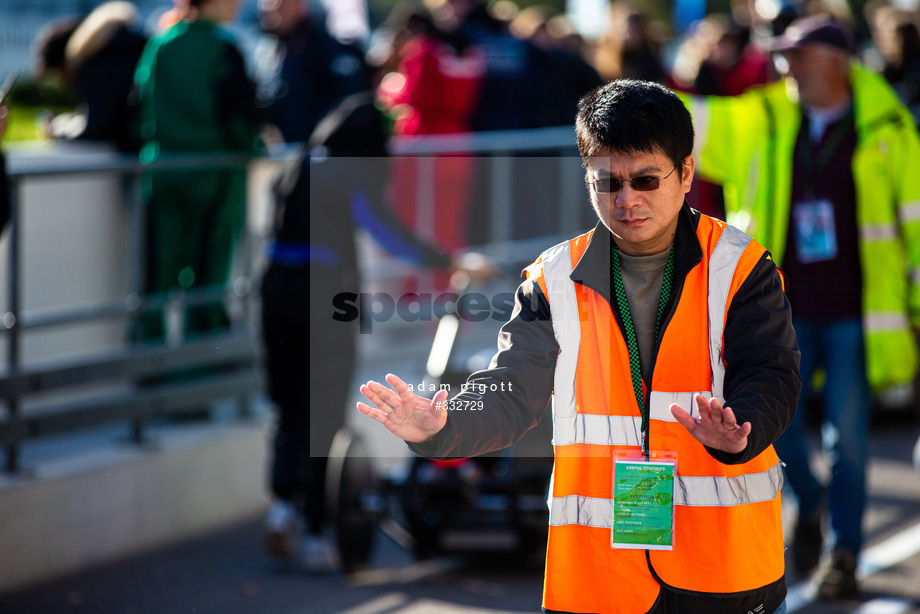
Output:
[140, 167, 245, 341]
[261, 264, 354, 533]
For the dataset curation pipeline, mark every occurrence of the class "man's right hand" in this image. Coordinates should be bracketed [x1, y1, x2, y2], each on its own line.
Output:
[357, 373, 449, 443]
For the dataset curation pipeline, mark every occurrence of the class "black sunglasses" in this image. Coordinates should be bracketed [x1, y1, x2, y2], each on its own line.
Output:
[587, 164, 679, 194]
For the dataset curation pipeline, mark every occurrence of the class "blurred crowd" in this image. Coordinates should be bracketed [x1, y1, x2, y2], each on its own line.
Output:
[17, 0, 920, 228]
[21, 0, 920, 147]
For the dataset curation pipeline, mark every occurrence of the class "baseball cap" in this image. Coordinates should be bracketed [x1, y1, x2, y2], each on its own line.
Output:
[769, 14, 857, 55]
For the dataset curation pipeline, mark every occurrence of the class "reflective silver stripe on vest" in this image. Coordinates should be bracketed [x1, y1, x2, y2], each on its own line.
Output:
[672, 463, 783, 507]
[649, 391, 721, 422]
[549, 495, 613, 529]
[549, 464, 784, 524]
[742, 150, 762, 216]
[541, 240, 581, 446]
[691, 96, 710, 163]
[911, 266, 920, 287]
[860, 222, 898, 243]
[574, 414, 643, 446]
[865, 310, 911, 333]
[707, 225, 752, 399]
[901, 199, 920, 224]
[550, 495, 614, 527]
[557, 393, 726, 440]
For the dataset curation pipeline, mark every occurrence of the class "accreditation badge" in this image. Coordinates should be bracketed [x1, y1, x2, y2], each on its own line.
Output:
[611, 450, 677, 550]
[793, 199, 838, 264]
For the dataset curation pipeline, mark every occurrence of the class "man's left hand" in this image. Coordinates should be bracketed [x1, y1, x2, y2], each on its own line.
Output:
[669, 394, 750, 454]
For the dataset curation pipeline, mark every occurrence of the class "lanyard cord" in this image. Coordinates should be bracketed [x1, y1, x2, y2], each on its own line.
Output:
[798, 110, 853, 199]
[610, 243, 676, 441]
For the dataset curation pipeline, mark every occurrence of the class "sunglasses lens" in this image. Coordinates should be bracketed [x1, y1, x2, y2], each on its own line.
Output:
[594, 178, 617, 193]
[632, 176, 660, 191]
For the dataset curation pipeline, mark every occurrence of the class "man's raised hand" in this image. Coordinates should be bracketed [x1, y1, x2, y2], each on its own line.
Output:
[357, 374, 449, 443]
[669, 394, 750, 454]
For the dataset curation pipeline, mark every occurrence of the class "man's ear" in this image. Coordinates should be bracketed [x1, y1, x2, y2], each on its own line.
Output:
[681, 155, 695, 193]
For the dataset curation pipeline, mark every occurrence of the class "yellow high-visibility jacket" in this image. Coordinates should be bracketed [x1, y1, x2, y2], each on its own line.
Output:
[681, 64, 920, 390]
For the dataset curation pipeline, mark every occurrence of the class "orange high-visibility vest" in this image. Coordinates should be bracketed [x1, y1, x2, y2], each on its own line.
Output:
[526, 216, 785, 614]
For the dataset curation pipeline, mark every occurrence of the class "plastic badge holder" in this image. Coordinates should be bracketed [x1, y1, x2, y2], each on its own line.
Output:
[611, 450, 677, 551]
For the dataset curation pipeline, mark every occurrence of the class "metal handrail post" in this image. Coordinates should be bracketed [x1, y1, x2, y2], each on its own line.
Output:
[559, 154, 585, 234]
[415, 155, 436, 292]
[237, 159, 254, 420]
[489, 154, 513, 243]
[4, 176, 21, 472]
[123, 169, 146, 443]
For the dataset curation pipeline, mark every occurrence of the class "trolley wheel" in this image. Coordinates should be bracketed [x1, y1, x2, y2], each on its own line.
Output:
[326, 428, 378, 573]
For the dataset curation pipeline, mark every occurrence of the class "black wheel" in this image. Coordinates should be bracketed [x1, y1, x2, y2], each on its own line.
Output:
[513, 466, 551, 570]
[325, 428, 378, 573]
[401, 457, 446, 559]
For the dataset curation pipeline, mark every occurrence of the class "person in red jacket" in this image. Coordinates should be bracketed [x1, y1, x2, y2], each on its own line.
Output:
[377, 10, 484, 137]
[377, 9, 485, 289]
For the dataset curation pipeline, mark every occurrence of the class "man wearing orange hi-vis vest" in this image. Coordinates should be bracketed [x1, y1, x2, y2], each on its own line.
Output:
[358, 80, 801, 614]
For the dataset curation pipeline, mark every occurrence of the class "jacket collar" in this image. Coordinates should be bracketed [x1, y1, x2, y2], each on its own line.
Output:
[850, 62, 909, 135]
[570, 201, 702, 306]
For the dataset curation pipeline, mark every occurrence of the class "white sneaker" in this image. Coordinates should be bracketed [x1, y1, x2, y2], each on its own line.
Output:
[264, 500, 300, 562]
[300, 533, 340, 573]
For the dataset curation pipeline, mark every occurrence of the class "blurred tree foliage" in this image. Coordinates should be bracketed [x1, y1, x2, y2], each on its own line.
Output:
[3, 77, 77, 142]
[6, 77, 76, 109]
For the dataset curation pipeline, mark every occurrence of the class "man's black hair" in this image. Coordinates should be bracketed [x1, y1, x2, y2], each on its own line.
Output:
[575, 79, 694, 176]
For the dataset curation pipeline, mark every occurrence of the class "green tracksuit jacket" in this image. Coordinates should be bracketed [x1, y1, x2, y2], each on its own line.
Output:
[135, 18, 260, 340]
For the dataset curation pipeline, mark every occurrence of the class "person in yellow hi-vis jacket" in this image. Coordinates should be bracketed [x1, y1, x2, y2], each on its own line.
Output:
[679, 14, 920, 600]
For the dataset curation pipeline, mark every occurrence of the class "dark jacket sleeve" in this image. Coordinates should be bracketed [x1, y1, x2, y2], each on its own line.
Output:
[351, 178, 453, 270]
[707, 253, 801, 464]
[408, 275, 558, 459]
[299, 154, 452, 270]
[217, 43, 262, 152]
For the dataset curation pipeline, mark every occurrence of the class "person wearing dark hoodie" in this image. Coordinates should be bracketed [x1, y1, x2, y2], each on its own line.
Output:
[260, 92, 493, 571]
[255, 0, 370, 144]
[35, 1, 147, 151]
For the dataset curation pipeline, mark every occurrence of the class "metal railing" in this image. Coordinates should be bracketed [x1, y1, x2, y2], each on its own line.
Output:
[0, 126, 585, 473]
[0, 147, 282, 471]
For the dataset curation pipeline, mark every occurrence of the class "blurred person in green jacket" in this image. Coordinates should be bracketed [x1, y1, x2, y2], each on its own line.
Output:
[680, 15, 920, 600]
[135, 0, 261, 342]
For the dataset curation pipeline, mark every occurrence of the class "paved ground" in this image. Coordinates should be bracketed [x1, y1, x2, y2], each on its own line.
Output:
[1, 419, 919, 614]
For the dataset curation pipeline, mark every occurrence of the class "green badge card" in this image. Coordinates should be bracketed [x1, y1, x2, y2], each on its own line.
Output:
[611, 452, 676, 550]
